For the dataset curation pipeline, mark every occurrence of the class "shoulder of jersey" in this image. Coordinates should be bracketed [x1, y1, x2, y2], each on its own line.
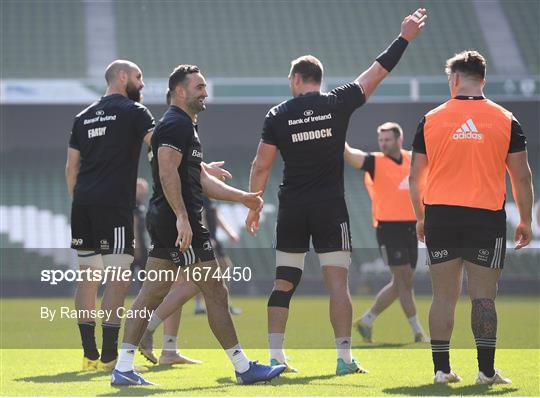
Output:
[266, 99, 290, 117]
[425, 100, 452, 117]
[75, 100, 101, 119]
[484, 99, 513, 119]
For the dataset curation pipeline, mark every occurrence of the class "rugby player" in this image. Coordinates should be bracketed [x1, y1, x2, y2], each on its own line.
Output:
[111, 65, 286, 386]
[66, 60, 154, 372]
[344, 122, 428, 343]
[246, 9, 427, 375]
[409, 50, 533, 384]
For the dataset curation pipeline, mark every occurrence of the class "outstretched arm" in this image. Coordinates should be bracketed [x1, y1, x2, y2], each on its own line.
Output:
[344, 142, 368, 169]
[355, 8, 427, 100]
[201, 166, 263, 211]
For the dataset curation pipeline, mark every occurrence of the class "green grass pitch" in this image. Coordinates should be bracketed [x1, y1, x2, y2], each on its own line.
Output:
[1, 296, 539, 396]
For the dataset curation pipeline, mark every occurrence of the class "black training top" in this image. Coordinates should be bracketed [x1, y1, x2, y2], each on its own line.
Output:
[69, 94, 155, 208]
[261, 83, 366, 206]
[148, 106, 207, 235]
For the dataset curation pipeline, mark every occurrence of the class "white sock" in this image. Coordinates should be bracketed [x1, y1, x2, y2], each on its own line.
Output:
[335, 337, 353, 364]
[115, 343, 136, 372]
[268, 333, 286, 363]
[146, 313, 162, 333]
[162, 334, 177, 354]
[408, 315, 424, 334]
[225, 343, 250, 373]
[361, 310, 377, 326]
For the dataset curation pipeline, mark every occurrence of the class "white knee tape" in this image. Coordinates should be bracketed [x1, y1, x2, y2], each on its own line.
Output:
[318, 251, 351, 269]
[276, 250, 306, 271]
[102, 253, 134, 269]
[77, 251, 104, 269]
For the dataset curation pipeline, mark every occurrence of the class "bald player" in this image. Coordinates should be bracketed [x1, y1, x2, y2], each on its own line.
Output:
[66, 60, 155, 371]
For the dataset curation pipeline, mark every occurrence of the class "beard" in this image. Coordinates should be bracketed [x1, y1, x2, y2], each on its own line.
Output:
[126, 81, 141, 102]
[188, 96, 206, 114]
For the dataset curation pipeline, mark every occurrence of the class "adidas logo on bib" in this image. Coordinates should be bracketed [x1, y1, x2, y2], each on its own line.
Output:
[453, 118, 484, 141]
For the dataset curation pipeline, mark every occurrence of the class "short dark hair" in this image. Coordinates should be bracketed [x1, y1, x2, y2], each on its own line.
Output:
[168, 64, 200, 91]
[445, 50, 486, 80]
[377, 122, 403, 139]
[290, 55, 323, 84]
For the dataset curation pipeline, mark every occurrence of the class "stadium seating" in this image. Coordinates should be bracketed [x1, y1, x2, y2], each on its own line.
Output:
[4, 1, 538, 79]
[1, 1, 86, 78]
[113, 0, 490, 77]
[500, 0, 540, 75]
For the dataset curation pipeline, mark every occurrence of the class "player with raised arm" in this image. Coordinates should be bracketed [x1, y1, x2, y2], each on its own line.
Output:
[246, 9, 427, 375]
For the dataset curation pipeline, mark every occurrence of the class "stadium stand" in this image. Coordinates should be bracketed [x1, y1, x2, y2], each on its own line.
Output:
[114, 0, 491, 77]
[1, 0, 498, 79]
[500, 0, 540, 75]
[1, 1, 86, 78]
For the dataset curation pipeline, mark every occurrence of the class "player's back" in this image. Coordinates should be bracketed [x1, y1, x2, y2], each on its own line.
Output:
[69, 94, 154, 208]
[261, 83, 365, 206]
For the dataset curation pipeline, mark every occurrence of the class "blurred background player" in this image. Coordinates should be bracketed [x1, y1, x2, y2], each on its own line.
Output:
[194, 196, 242, 315]
[246, 9, 427, 375]
[111, 65, 286, 386]
[409, 50, 533, 385]
[66, 60, 154, 371]
[344, 122, 428, 343]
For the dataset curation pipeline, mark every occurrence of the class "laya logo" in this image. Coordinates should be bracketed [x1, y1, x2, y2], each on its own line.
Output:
[453, 119, 484, 141]
[431, 249, 448, 259]
[304, 109, 314, 117]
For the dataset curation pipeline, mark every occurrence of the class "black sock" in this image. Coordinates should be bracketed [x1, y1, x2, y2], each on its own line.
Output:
[101, 323, 121, 363]
[475, 338, 496, 377]
[78, 321, 99, 360]
[471, 298, 497, 378]
[431, 339, 451, 374]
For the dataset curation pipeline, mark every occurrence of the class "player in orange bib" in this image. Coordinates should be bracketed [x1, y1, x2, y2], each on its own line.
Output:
[345, 122, 428, 344]
[409, 51, 533, 385]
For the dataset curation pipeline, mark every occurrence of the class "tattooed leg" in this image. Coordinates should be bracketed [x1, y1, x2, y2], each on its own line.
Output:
[471, 298, 497, 377]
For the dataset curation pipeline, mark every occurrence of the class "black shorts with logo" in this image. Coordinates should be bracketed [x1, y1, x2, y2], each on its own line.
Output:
[146, 210, 215, 267]
[424, 205, 506, 269]
[275, 197, 351, 253]
[70, 203, 134, 255]
[376, 221, 418, 268]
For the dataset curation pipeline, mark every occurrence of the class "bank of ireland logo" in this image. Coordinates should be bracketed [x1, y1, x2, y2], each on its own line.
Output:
[304, 109, 314, 117]
[203, 241, 212, 251]
[477, 248, 490, 262]
[100, 239, 109, 250]
[96, 110, 104, 116]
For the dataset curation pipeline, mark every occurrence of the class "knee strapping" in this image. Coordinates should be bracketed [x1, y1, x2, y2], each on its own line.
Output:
[267, 266, 302, 308]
